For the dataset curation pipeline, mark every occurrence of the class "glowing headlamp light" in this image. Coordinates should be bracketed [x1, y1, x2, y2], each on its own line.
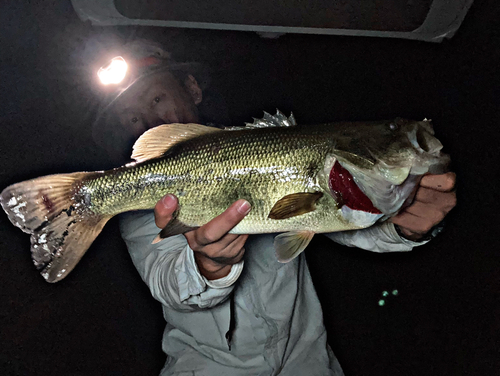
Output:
[97, 56, 128, 85]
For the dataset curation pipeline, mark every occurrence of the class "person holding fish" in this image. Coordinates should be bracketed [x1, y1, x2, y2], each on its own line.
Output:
[0, 39, 456, 375]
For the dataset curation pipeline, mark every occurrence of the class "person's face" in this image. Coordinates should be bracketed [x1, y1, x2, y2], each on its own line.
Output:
[113, 70, 202, 140]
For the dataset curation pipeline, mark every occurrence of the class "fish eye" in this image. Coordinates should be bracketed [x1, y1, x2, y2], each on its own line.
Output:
[389, 122, 398, 131]
[154, 96, 161, 104]
[131, 117, 139, 124]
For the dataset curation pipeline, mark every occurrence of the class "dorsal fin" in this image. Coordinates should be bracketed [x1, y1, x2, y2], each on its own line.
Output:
[248, 110, 297, 128]
[224, 110, 297, 131]
[131, 123, 222, 162]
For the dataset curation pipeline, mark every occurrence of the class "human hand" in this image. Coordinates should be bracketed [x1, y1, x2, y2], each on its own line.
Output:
[154, 195, 251, 280]
[390, 172, 457, 241]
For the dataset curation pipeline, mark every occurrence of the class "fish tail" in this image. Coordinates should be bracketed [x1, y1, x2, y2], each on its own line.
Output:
[0, 172, 111, 283]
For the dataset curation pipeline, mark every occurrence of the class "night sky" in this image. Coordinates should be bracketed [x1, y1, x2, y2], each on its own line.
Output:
[0, 1, 499, 375]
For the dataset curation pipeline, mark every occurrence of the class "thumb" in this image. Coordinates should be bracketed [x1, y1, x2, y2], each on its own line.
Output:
[154, 194, 178, 229]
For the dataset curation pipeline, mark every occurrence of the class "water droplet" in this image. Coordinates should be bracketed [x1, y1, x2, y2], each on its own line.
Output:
[378, 299, 385, 306]
[382, 290, 389, 297]
[56, 269, 66, 278]
[392, 289, 399, 296]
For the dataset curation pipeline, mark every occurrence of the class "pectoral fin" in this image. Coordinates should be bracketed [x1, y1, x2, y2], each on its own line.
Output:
[268, 192, 323, 220]
[152, 218, 197, 244]
[274, 231, 315, 263]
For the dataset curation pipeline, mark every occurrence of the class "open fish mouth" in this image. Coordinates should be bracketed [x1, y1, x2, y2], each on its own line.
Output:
[407, 119, 443, 155]
[405, 119, 450, 176]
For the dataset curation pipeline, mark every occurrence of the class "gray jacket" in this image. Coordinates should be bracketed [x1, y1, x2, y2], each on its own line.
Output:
[119, 212, 423, 375]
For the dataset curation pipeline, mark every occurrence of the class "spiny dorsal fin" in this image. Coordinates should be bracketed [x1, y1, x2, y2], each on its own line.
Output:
[131, 123, 222, 162]
[274, 231, 315, 263]
[224, 109, 297, 131]
[268, 192, 323, 220]
[248, 109, 297, 128]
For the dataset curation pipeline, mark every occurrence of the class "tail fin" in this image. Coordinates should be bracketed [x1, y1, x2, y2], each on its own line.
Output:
[0, 172, 111, 283]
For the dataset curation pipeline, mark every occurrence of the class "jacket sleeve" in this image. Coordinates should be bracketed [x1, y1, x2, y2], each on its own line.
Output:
[118, 211, 244, 312]
[324, 221, 429, 253]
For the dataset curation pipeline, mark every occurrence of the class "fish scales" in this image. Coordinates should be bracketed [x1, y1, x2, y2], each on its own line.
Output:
[80, 125, 352, 234]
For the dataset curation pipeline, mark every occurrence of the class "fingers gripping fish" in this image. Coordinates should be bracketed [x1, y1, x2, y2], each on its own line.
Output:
[0, 111, 450, 282]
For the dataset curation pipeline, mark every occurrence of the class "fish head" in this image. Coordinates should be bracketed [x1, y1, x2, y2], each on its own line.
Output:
[360, 118, 447, 179]
[325, 118, 450, 221]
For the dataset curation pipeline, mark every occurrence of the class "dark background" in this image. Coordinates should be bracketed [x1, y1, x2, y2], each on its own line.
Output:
[114, 0, 433, 31]
[0, 1, 499, 375]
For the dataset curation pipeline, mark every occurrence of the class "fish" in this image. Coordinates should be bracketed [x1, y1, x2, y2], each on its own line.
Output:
[0, 111, 450, 282]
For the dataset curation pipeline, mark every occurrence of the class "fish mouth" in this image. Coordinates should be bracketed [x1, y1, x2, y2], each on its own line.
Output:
[407, 120, 443, 154]
[406, 120, 450, 175]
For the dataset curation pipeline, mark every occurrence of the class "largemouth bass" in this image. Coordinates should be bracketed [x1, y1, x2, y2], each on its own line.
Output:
[1, 111, 449, 282]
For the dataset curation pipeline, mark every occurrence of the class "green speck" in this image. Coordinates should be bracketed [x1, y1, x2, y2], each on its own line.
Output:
[378, 299, 385, 306]
[382, 290, 389, 297]
[392, 289, 399, 296]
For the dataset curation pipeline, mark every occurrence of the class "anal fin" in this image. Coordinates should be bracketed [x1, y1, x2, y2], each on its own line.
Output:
[152, 218, 197, 244]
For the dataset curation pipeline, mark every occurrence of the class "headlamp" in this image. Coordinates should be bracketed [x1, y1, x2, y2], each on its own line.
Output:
[97, 56, 128, 85]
